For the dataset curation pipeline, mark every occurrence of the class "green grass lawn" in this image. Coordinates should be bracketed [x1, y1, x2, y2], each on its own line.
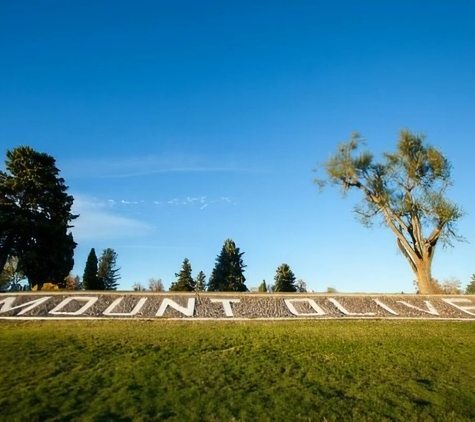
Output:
[1, 320, 474, 421]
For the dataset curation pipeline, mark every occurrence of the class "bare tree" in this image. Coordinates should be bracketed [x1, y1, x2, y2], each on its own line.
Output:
[148, 278, 165, 292]
[65, 274, 81, 290]
[296, 279, 307, 292]
[132, 282, 146, 291]
[441, 277, 462, 294]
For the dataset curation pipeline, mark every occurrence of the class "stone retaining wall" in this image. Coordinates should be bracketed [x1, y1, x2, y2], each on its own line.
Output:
[1, 292, 475, 320]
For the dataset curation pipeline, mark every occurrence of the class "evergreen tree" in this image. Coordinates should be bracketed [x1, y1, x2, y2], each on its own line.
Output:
[98, 248, 120, 290]
[466, 274, 475, 295]
[273, 263, 297, 292]
[74, 275, 82, 290]
[208, 239, 247, 291]
[1, 146, 77, 289]
[170, 258, 195, 291]
[258, 280, 267, 292]
[194, 270, 206, 292]
[0, 268, 8, 290]
[20, 227, 76, 290]
[82, 248, 102, 290]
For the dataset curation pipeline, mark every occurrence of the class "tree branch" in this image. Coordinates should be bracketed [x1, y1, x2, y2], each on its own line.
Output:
[426, 223, 444, 245]
[380, 207, 419, 267]
[410, 212, 424, 257]
[353, 179, 414, 240]
[396, 238, 417, 273]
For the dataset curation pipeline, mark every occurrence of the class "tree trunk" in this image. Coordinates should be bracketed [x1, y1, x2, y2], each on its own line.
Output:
[415, 260, 434, 295]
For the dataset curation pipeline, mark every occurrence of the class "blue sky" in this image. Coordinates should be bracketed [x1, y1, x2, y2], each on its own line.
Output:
[1, 0, 474, 292]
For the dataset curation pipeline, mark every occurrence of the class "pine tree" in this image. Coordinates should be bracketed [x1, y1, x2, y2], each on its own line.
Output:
[98, 248, 120, 290]
[1, 146, 77, 289]
[258, 280, 267, 292]
[74, 275, 82, 290]
[273, 263, 297, 292]
[170, 258, 195, 291]
[194, 270, 206, 292]
[208, 239, 247, 291]
[82, 248, 102, 290]
[466, 274, 475, 295]
[0, 267, 8, 290]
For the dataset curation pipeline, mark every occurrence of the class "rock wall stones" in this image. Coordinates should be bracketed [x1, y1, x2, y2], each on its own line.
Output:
[1, 293, 475, 320]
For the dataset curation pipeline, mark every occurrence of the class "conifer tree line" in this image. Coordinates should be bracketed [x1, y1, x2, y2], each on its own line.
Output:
[465, 275, 475, 295]
[165, 239, 306, 292]
[82, 248, 120, 291]
[168, 239, 246, 292]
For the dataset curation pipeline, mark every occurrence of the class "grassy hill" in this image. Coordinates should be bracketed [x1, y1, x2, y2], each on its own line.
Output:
[1, 320, 474, 421]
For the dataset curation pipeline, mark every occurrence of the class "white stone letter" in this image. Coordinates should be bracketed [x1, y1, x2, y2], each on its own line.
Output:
[284, 299, 326, 316]
[156, 298, 195, 317]
[49, 297, 98, 315]
[328, 298, 375, 316]
[442, 298, 475, 316]
[103, 297, 148, 316]
[373, 299, 399, 315]
[0, 296, 51, 315]
[209, 299, 240, 316]
[397, 300, 439, 315]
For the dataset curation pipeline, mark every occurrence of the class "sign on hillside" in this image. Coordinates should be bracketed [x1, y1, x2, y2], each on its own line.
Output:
[1, 293, 475, 320]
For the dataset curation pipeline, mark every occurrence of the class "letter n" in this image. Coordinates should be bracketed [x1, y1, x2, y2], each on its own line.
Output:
[156, 298, 195, 317]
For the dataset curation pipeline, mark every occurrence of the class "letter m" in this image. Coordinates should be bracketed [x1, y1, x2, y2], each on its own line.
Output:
[0, 296, 51, 316]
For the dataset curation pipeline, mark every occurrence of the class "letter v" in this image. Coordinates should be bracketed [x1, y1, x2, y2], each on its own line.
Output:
[397, 300, 439, 315]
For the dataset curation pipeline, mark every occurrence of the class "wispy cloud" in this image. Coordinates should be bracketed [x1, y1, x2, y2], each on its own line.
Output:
[77, 195, 236, 216]
[71, 195, 153, 242]
[60, 153, 257, 179]
[120, 196, 231, 209]
[113, 245, 190, 249]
